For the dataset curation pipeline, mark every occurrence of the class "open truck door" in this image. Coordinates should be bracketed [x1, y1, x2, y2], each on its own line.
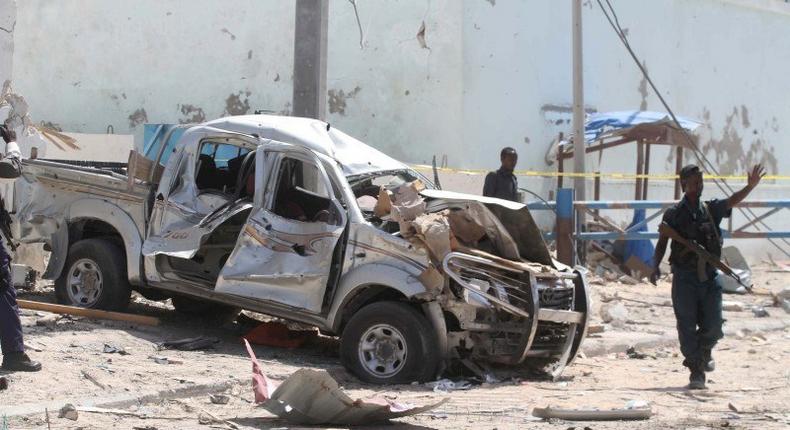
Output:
[215, 144, 347, 313]
[142, 129, 259, 261]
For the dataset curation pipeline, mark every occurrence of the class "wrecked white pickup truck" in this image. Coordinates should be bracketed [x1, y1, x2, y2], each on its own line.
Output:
[11, 115, 590, 384]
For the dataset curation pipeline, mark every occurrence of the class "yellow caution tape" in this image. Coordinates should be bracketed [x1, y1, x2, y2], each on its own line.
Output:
[411, 164, 790, 181]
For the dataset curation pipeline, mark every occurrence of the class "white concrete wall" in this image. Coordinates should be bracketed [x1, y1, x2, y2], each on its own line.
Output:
[3, 0, 789, 260]
[11, 0, 295, 135]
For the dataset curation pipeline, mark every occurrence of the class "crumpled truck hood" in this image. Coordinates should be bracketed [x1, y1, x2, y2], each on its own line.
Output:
[419, 189, 554, 267]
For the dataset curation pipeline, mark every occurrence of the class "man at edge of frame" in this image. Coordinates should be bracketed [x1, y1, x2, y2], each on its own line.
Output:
[650, 163, 765, 390]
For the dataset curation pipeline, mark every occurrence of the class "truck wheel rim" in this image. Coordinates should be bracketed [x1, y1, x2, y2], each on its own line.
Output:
[358, 323, 408, 378]
[67, 258, 103, 307]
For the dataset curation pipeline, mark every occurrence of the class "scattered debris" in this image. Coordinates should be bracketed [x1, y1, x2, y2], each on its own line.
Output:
[0, 376, 7, 391]
[159, 336, 220, 351]
[81, 370, 107, 389]
[430, 379, 473, 393]
[600, 302, 629, 324]
[532, 404, 652, 421]
[59, 403, 79, 421]
[626, 346, 649, 360]
[103, 343, 130, 355]
[18, 300, 160, 326]
[243, 322, 314, 349]
[244, 340, 447, 425]
[751, 306, 770, 318]
[209, 394, 230, 405]
[148, 355, 183, 365]
[722, 301, 745, 312]
[35, 314, 60, 328]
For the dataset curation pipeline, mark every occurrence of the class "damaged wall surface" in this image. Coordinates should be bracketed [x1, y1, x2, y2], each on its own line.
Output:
[3, 1, 789, 200]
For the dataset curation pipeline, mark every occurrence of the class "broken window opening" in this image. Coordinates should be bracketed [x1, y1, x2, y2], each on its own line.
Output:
[195, 141, 252, 196]
[349, 171, 422, 232]
[272, 157, 338, 224]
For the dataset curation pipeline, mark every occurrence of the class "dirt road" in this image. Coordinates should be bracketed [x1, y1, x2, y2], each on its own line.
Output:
[1, 268, 788, 429]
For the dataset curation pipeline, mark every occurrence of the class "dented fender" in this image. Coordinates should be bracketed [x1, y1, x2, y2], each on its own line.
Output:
[327, 262, 433, 333]
[67, 199, 144, 285]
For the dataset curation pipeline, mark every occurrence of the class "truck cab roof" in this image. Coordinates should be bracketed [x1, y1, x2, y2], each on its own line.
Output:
[203, 115, 408, 177]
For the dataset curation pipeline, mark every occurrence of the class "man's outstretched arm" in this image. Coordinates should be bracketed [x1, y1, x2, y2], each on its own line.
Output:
[727, 164, 765, 209]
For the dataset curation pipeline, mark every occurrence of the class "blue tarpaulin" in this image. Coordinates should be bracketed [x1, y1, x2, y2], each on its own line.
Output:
[585, 110, 701, 143]
[623, 208, 655, 268]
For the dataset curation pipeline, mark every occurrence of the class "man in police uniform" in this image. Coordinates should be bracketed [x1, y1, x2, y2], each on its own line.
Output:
[0, 125, 41, 372]
[651, 164, 764, 389]
[482, 147, 518, 202]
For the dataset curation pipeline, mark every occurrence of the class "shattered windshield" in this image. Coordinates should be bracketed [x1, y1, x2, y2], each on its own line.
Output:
[348, 169, 433, 212]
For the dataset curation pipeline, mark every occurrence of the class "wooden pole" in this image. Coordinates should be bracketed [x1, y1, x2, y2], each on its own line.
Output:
[674, 146, 683, 199]
[17, 300, 160, 326]
[642, 142, 651, 200]
[635, 140, 644, 200]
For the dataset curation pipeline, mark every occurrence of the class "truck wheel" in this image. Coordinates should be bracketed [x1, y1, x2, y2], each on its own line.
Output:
[340, 301, 438, 384]
[171, 296, 239, 320]
[55, 238, 131, 311]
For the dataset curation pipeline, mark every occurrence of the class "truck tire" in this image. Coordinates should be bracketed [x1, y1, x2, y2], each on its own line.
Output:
[171, 295, 240, 321]
[340, 301, 438, 384]
[55, 238, 131, 311]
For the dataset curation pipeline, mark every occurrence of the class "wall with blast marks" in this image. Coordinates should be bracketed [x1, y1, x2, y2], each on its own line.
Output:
[6, 0, 790, 179]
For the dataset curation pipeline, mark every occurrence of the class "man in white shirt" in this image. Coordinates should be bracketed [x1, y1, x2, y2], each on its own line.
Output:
[0, 125, 41, 372]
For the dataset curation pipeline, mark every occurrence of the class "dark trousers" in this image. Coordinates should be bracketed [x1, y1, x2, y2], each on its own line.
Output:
[0, 244, 24, 355]
[671, 265, 723, 369]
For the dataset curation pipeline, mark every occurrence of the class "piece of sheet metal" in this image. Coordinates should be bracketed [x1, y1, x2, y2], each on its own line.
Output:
[244, 340, 447, 425]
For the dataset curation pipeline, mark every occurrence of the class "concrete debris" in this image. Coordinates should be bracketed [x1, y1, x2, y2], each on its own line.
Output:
[722, 300, 746, 312]
[600, 302, 629, 324]
[59, 403, 79, 421]
[751, 306, 770, 318]
[626, 346, 650, 360]
[618, 274, 639, 285]
[780, 299, 790, 315]
[209, 394, 230, 405]
[103, 343, 129, 355]
[35, 314, 59, 328]
[244, 340, 447, 425]
[148, 355, 183, 365]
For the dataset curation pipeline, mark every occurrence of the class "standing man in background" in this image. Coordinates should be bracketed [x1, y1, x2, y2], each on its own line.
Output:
[651, 164, 764, 389]
[483, 147, 519, 202]
[0, 125, 42, 372]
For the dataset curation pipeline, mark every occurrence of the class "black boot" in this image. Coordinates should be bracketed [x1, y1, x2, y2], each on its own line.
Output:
[702, 349, 715, 372]
[1, 352, 42, 372]
[688, 367, 706, 390]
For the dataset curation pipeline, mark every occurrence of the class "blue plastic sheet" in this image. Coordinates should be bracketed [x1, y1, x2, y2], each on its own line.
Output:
[623, 208, 655, 268]
[585, 111, 701, 143]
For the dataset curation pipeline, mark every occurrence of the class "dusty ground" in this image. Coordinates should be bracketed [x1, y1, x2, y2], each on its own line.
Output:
[1, 266, 788, 430]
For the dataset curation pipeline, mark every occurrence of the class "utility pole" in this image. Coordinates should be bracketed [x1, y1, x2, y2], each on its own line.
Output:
[292, 0, 329, 120]
[572, 0, 586, 263]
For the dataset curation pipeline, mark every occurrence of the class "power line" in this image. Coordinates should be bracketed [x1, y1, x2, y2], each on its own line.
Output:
[595, 0, 790, 258]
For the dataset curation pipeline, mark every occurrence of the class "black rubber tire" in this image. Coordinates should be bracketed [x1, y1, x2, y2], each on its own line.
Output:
[55, 238, 132, 311]
[171, 295, 239, 320]
[340, 301, 438, 385]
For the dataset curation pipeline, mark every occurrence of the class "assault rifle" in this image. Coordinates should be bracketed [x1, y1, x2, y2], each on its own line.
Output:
[659, 222, 751, 291]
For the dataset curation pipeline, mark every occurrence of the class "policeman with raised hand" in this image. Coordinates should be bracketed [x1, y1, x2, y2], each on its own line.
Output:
[651, 164, 765, 390]
[0, 125, 42, 372]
